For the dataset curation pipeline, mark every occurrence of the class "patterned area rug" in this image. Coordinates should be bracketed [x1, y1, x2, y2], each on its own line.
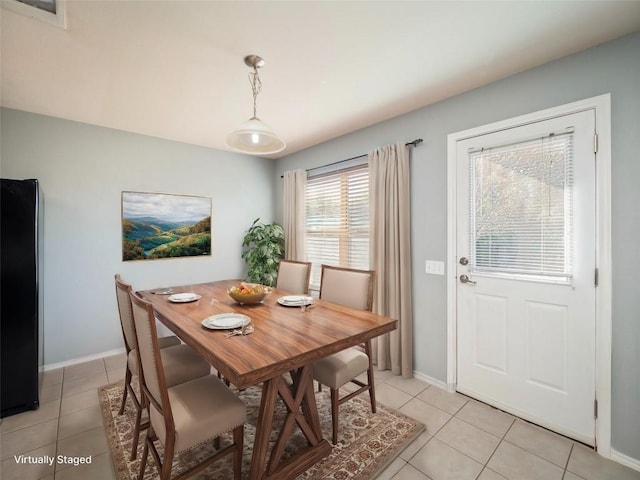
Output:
[99, 380, 424, 480]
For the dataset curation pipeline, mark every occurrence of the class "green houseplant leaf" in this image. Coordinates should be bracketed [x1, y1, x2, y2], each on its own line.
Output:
[241, 218, 285, 286]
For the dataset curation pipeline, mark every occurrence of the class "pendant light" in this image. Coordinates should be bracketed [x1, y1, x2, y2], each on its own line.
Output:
[226, 55, 286, 155]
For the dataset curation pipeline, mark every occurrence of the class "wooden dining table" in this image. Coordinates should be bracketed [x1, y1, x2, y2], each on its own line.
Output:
[138, 279, 397, 480]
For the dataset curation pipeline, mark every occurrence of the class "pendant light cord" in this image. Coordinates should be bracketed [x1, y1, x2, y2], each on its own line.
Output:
[249, 67, 262, 119]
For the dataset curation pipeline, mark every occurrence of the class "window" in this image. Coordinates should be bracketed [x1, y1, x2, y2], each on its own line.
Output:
[17, 0, 56, 14]
[305, 165, 369, 291]
[2, 0, 66, 29]
[469, 131, 574, 281]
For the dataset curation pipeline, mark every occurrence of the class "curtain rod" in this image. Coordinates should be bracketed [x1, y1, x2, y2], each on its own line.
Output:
[280, 138, 423, 178]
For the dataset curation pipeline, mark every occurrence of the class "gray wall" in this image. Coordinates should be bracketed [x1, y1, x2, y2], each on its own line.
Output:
[275, 31, 640, 461]
[0, 110, 276, 364]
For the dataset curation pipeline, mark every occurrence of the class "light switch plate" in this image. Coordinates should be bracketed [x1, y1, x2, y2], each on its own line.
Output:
[425, 260, 445, 275]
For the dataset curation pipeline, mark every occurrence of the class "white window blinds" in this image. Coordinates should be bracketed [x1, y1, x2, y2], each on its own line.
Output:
[469, 132, 574, 280]
[305, 165, 369, 290]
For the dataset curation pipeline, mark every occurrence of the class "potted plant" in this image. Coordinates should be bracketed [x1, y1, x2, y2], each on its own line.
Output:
[241, 218, 285, 286]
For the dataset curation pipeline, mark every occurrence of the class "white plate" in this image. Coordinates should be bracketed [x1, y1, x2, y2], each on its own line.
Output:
[168, 293, 201, 303]
[277, 295, 313, 307]
[202, 313, 251, 330]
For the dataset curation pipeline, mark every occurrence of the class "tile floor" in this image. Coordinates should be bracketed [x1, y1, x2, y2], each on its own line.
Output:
[1, 353, 639, 480]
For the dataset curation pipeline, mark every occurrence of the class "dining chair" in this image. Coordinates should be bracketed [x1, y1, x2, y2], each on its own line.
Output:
[130, 291, 246, 480]
[313, 264, 377, 444]
[114, 274, 212, 460]
[276, 259, 312, 294]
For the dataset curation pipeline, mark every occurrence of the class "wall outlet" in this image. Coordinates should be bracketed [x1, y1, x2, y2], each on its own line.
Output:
[425, 260, 445, 275]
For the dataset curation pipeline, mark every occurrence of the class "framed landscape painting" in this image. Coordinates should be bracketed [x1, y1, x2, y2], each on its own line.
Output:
[121, 191, 212, 261]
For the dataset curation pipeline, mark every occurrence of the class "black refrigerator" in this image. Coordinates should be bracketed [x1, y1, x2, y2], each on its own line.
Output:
[1, 178, 44, 417]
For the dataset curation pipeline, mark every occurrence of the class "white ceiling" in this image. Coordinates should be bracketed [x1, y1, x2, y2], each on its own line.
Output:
[2, 1, 640, 158]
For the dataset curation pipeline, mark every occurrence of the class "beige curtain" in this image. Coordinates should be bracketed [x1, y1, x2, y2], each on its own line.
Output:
[283, 169, 307, 260]
[369, 142, 413, 378]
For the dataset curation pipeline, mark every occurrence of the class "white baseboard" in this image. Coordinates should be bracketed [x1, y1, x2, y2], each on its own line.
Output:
[43, 347, 125, 371]
[412, 370, 448, 391]
[611, 448, 640, 473]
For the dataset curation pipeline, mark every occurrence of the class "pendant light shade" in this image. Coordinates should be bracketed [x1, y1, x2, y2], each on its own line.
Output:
[226, 55, 286, 155]
[226, 117, 285, 154]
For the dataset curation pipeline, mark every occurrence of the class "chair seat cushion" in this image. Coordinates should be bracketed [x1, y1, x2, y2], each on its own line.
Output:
[150, 375, 246, 453]
[157, 335, 182, 349]
[128, 343, 210, 387]
[313, 347, 369, 389]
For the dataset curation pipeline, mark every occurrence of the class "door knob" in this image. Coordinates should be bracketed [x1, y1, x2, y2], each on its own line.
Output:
[459, 274, 476, 285]
[459, 257, 469, 266]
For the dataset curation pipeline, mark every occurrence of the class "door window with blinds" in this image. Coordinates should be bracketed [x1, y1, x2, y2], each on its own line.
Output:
[469, 131, 574, 282]
[305, 165, 369, 291]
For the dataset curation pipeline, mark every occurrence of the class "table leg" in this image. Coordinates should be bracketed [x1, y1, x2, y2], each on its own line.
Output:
[249, 366, 332, 480]
[249, 376, 280, 480]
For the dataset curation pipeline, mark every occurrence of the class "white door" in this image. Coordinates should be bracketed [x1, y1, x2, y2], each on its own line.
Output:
[456, 110, 597, 445]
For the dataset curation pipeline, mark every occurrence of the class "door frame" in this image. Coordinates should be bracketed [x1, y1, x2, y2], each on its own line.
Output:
[446, 94, 612, 456]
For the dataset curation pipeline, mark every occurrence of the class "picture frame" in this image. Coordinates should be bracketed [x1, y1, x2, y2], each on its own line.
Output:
[121, 191, 212, 261]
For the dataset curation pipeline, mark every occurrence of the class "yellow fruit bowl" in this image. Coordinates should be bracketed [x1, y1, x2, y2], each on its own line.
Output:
[228, 283, 270, 305]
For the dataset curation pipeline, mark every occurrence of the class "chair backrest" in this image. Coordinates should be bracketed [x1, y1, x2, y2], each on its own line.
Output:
[319, 265, 376, 312]
[115, 274, 137, 353]
[129, 291, 173, 433]
[276, 259, 312, 294]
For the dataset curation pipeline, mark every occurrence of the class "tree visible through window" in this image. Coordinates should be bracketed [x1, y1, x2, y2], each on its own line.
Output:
[305, 165, 369, 291]
[469, 132, 574, 280]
